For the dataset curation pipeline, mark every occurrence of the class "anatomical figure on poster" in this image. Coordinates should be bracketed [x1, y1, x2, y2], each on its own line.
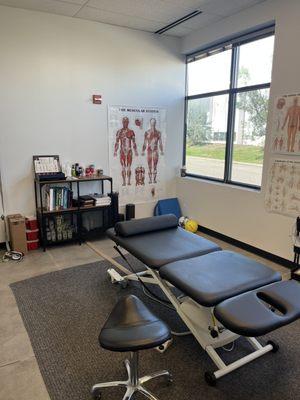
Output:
[272, 93, 300, 154]
[108, 106, 166, 204]
[265, 159, 300, 216]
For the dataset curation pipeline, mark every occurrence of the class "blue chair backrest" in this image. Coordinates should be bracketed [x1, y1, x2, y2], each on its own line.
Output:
[154, 198, 182, 220]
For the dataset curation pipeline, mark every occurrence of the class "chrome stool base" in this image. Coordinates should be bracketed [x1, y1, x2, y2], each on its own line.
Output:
[91, 352, 172, 400]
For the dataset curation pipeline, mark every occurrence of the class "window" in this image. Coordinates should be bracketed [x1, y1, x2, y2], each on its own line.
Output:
[184, 26, 275, 188]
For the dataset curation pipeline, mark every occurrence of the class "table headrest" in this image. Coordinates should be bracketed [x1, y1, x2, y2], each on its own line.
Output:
[115, 214, 178, 237]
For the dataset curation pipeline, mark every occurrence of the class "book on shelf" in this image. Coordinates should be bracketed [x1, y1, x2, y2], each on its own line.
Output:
[90, 193, 111, 206]
[43, 186, 73, 211]
[71, 194, 111, 208]
[72, 196, 95, 207]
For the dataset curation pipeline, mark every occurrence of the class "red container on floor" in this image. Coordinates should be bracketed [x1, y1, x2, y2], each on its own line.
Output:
[26, 216, 38, 231]
[27, 239, 39, 251]
[26, 229, 39, 241]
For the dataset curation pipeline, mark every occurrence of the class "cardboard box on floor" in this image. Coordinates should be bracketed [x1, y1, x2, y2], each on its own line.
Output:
[7, 214, 28, 254]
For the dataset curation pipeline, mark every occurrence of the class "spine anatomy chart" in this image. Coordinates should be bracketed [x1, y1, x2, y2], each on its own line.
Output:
[265, 159, 300, 216]
[109, 106, 167, 204]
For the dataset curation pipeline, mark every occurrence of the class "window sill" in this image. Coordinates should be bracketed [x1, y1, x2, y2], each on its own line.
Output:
[179, 174, 261, 193]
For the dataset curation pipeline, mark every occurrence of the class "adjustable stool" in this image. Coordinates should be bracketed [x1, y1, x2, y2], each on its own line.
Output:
[91, 294, 172, 400]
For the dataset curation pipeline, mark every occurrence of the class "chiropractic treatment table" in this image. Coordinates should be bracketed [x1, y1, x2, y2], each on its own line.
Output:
[98, 214, 300, 385]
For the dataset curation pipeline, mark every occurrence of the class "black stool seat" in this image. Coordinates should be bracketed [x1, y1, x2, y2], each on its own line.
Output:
[99, 295, 171, 352]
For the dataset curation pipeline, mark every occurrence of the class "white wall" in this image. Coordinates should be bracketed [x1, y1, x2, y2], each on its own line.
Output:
[2, 1, 298, 260]
[0, 191, 4, 243]
[0, 5, 185, 242]
[178, 0, 300, 260]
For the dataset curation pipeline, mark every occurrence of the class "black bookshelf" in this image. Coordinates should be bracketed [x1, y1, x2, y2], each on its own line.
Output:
[34, 175, 118, 250]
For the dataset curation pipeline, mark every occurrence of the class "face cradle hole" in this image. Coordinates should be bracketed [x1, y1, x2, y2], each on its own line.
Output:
[256, 292, 286, 316]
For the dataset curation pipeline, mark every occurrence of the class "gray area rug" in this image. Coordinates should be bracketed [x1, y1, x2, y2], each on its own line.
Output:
[10, 256, 300, 400]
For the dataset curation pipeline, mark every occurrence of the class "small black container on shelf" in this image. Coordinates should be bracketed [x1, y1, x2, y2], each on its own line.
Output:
[125, 203, 135, 220]
[34, 175, 118, 250]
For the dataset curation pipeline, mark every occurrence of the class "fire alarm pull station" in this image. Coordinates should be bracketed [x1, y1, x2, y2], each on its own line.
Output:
[93, 95, 102, 104]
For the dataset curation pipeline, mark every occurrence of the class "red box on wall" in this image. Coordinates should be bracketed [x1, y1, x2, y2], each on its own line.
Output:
[27, 239, 39, 251]
[93, 94, 102, 104]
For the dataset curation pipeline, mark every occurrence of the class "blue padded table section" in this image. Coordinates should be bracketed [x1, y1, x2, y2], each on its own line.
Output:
[107, 215, 221, 270]
[214, 280, 300, 336]
[107, 227, 220, 270]
[159, 251, 282, 306]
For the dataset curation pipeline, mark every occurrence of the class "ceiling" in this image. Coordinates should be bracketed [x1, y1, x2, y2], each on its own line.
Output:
[0, 0, 266, 37]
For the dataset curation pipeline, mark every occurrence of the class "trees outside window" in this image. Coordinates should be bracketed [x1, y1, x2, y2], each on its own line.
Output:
[184, 29, 275, 188]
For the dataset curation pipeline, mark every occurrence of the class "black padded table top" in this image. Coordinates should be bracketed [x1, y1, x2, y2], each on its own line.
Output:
[107, 227, 221, 270]
[159, 250, 282, 306]
[214, 280, 300, 336]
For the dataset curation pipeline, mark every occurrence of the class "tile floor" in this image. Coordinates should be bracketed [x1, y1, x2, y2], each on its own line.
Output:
[0, 235, 290, 400]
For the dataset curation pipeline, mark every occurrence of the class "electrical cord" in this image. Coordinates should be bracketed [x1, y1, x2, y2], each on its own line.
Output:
[141, 284, 191, 336]
[2, 251, 24, 262]
[222, 341, 235, 352]
[114, 245, 174, 308]
[114, 246, 192, 336]
[141, 285, 175, 311]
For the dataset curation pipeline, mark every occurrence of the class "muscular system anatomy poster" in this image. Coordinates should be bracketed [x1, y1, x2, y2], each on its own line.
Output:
[265, 159, 300, 216]
[271, 93, 300, 154]
[108, 105, 167, 205]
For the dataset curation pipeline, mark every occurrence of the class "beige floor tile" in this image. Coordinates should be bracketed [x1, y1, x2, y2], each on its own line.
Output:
[90, 237, 117, 249]
[46, 242, 100, 269]
[0, 251, 56, 288]
[0, 357, 50, 400]
[87, 238, 128, 258]
[0, 288, 34, 366]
